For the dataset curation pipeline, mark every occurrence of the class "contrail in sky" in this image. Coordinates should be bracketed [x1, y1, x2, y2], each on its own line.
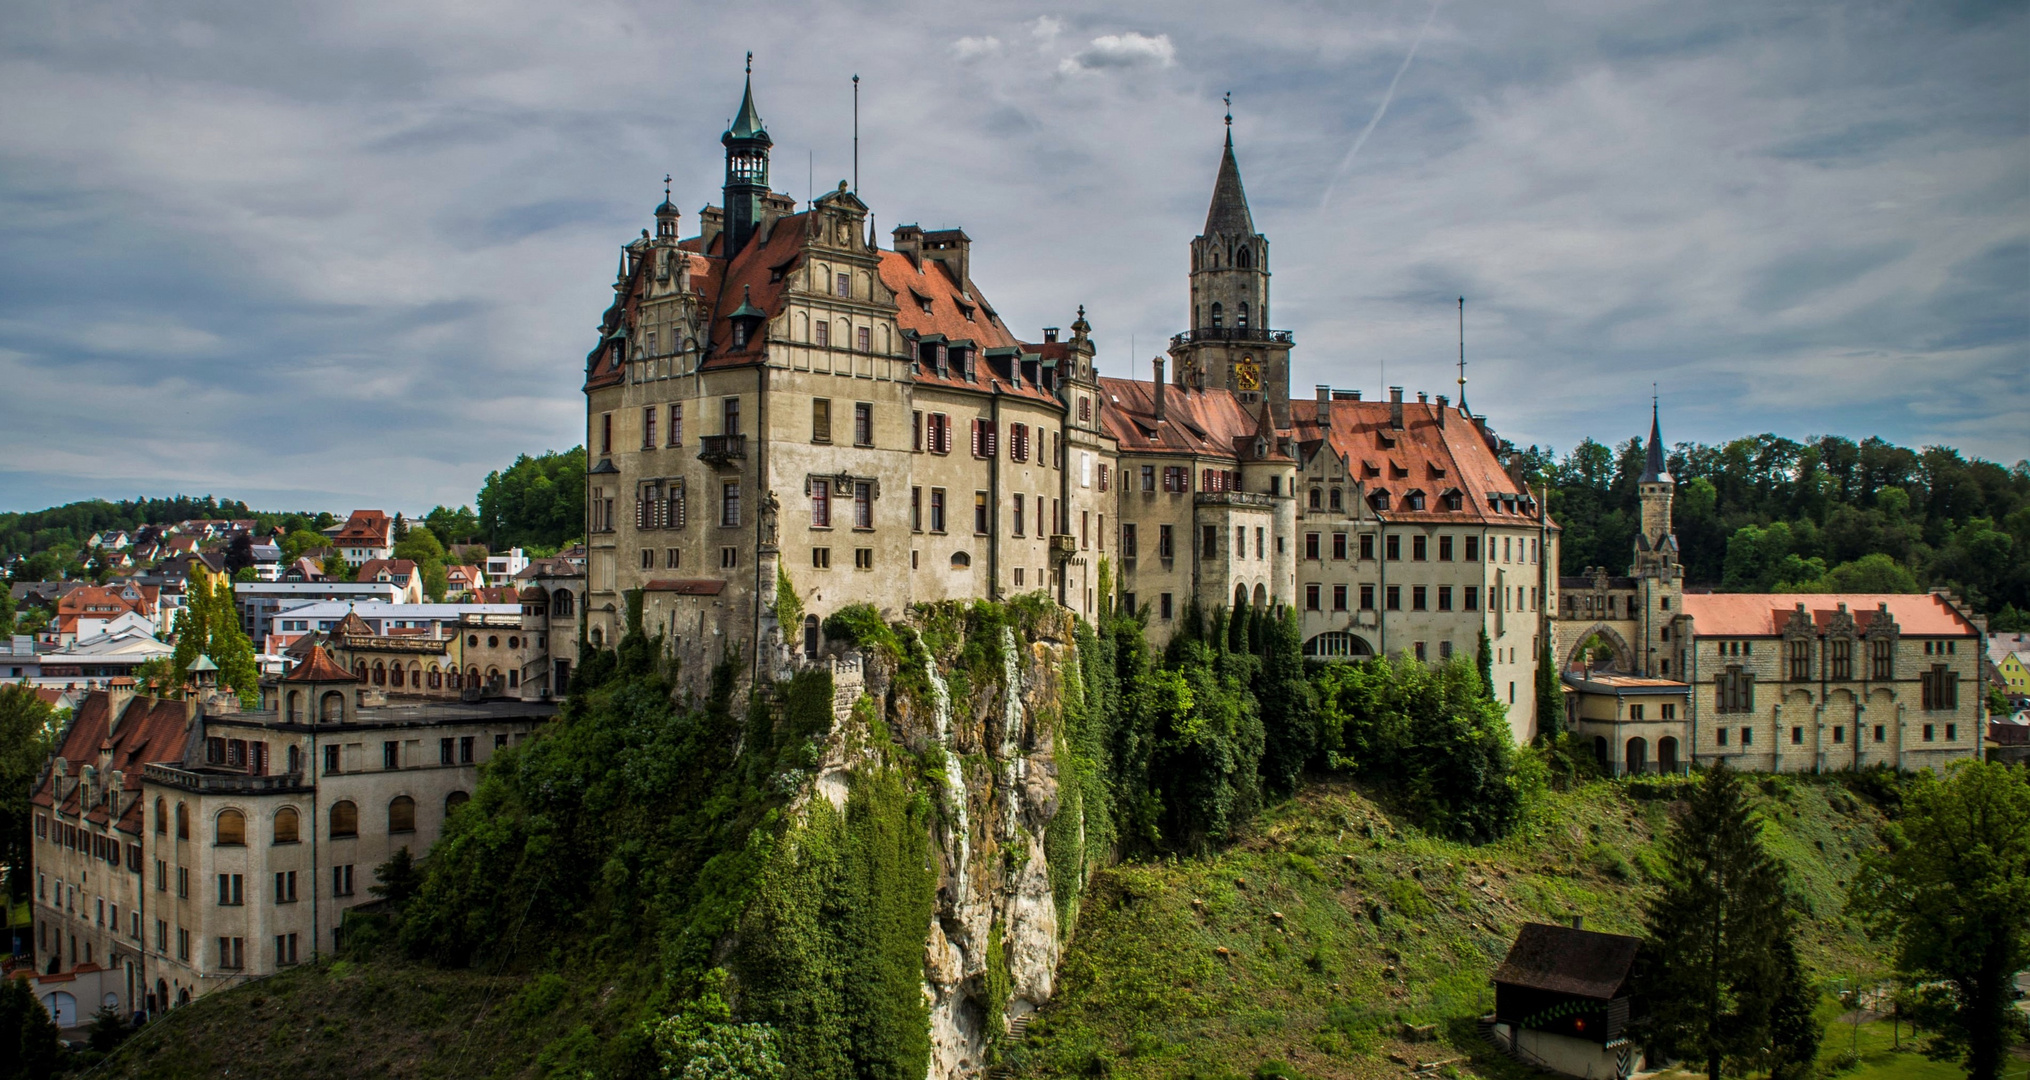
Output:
[1320, 1, 1441, 209]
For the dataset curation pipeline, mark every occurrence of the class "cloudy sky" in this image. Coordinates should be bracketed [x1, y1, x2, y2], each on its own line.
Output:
[2, 0, 2024, 514]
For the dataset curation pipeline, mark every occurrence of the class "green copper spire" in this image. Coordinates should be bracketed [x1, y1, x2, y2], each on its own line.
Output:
[727, 52, 768, 142]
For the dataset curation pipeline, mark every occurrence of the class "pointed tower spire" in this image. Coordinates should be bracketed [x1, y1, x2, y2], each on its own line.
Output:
[729, 53, 767, 140]
[1641, 390, 1668, 483]
[1204, 95, 1254, 236]
[721, 53, 774, 256]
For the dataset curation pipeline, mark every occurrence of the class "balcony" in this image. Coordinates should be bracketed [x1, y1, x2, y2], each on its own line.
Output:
[1195, 491, 1278, 508]
[697, 435, 747, 468]
[1169, 327, 1294, 348]
[143, 763, 312, 794]
[1049, 534, 1078, 560]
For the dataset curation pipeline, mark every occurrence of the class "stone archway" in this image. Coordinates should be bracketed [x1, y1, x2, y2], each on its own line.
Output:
[1563, 623, 1637, 674]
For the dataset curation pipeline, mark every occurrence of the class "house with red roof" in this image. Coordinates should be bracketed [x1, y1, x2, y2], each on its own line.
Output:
[353, 558, 423, 604]
[332, 511, 393, 568]
[53, 582, 161, 646]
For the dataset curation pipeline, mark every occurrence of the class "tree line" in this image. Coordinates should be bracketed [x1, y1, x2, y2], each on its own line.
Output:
[1530, 433, 2030, 628]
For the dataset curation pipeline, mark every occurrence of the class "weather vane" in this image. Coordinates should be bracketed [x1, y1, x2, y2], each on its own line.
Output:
[663, 174, 672, 199]
[745, 51, 752, 75]
[1223, 91, 1232, 128]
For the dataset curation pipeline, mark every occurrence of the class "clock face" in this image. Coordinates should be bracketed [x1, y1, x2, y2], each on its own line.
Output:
[1235, 357, 1261, 391]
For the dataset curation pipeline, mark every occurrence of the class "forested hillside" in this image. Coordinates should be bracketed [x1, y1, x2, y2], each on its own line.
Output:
[1531, 433, 2030, 626]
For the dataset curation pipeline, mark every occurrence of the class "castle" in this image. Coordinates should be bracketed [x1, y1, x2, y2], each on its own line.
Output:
[582, 73, 1561, 741]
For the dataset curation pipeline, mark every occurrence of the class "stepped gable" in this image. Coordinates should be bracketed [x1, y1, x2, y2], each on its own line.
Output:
[1287, 397, 1546, 527]
[281, 644, 359, 683]
[584, 248, 719, 392]
[1678, 592, 1973, 637]
[29, 691, 189, 832]
[1493, 922, 1639, 1000]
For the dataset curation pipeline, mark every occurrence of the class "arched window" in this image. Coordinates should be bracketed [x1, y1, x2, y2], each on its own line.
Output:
[373, 662, 386, 686]
[330, 801, 357, 839]
[388, 796, 415, 834]
[467, 666, 481, 685]
[320, 691, 346, 722]
[1234, 583, 1248, 609]
[288, 744, 301, 773]
[950, 551, 971, 569]
[286, 690, 302, 723]
[389, 664, 402, 688]
[409, 663, 421, 687]
[175, 802, 190, 840]
[1254, 583, 1267, 608]
[803, 615, 820, 660]
[1302, 632, 1375, 659]
[154, 798, 167, 835]
[214, 809, 245, 846]
[552, 590, 574, 616]
[353, 662, 368, 682]
[1211, 302, 1224, 328]
[1237, 246, 1252, 269]
[273, 807, 299, 844]
[445, 791, 470, 817]
[1237, 302, 1250, 329]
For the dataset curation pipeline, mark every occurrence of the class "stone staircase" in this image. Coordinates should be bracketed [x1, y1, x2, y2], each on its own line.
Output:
[982, 1014, 1035, 1079]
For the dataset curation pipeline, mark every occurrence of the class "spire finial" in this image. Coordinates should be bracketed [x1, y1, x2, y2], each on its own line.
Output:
[1223, 91, 1233, 144]
[664, 174, 672, 200]
[1456, 296, 1469, 414]
[745, 51, 753, 76]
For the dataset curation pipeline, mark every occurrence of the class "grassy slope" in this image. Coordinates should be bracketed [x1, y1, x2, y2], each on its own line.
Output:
[1015, 775, 1896, 1080]
[95, 774, 1900, 1080]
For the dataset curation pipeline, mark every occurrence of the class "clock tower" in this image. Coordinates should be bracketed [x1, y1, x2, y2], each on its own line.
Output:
[1171, 104, 1292, 425]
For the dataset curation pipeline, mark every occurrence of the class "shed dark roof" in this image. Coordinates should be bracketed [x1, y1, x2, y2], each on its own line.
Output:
[1493, 923, 1639, 1000]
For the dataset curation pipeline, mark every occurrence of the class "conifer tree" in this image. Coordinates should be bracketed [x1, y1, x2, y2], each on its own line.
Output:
[1534, 637, 1562, 736]
[169, 567, 261, 705]
[1634, 763, 1794, 1080]
[1476, 627, 1495, 701]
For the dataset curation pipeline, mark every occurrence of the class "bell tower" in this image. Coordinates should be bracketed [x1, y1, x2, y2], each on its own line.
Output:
[1172, 96, 1291, 424]
[1633, 397, 1678, 580]
[721, 54, 772, 257]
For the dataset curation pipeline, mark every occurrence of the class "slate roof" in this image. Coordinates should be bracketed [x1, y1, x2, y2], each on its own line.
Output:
[1493, 923, 1639, 1000]
[29, 691, 191, 833]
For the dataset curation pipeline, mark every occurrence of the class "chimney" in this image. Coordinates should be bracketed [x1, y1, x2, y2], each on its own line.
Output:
[920, 228, 970, 287]
[1417, 391, 1428, 404]
[1316, 385, 1331, 426]
[106, 681, 137, 733]
[891, 224, 924, 269]
[1153, 357, 1167, 420]
[1389, 386, 1404, 430]
[1436, 395, 1448, 428]
[1043, 328, 1059, 343]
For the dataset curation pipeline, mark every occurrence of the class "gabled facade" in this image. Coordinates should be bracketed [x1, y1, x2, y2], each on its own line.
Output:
[332, 511, 394, 568]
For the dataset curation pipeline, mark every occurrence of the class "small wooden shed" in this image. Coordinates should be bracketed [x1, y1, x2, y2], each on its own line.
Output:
[1490, 921, 1641, 1079]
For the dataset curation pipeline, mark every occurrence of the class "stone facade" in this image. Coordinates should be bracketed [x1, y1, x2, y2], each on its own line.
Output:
[1553, 407, 1985, 774]
[581, 74, 1562, 740]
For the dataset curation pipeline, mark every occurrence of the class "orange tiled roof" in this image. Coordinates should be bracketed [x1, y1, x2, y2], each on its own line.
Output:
[29, 691, 189, 834]
[1288, 398, 1544, 526]
[1679, 593, 1977, 638]
[334, 510, 391, 545]
[1096, 378, 1288, 462]
[281, 645, 359, 684]
[355, 559, 417, 583]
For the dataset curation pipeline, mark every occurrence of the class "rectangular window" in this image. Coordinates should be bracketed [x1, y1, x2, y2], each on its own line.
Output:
[1742, 726, 1753, 746]
[1412, 535, 1427, 561]
[723, 398, 740, 437]
[324, 745, 339, 774]
[857, 326, 870, 352]
[1385, 535, 1400, 560]
[178, 867, 189, 898]
[157, 920, 167, 951]
[813, 547, 831, 569]
[1947, 723, 1956, 741]
[276, 870, 298, 903]
[1386, 585, 1401, 610]
[854, 483, 872, 529]
[1870, 638, 1893, 679]
[1333, 585, 1348, 611]
[1158, 525, 1174, 559]
[600, 413, 612, 454]
[975, 492, 990, 535]
[1412, 586, 1427, 611]
[1874, 724, 1885, 743]
[178, 928, 191, 962]
[721, 482, 741, 527]
[1160, 593, 1174, 620]
[219, 936, 244, 969]
[1236, 526, 1246, 558]
[913, 411, 923, 452]
[669, 403, 682, 446]
[930, 489, 946, 533]
[1359, 584, 1375, 610]
[911, 487, 922, 532]
[812, 399, 832, 442]
[1923, 723, 1935, 742]
[642, 406, 656, 448]
[1305, 533, 1320, 559]
[810, 480, 831, 527]
[461, 736, 475, 764]
[1791, 725, 1803, 745]
[1717, 727, 1729, 746]
[1141, 465, 1155, 490]
[855, 548, 873, 570]
[1438, 535, 1453, 560]
[1332, 533, 1347, 560]
[276, 932, 299, 966]
[1464, 536, 1480, 561]
[814, 320, 830, 347]
[1306, 584, 1321, 611]
[1202, 525, 1218, 559]
[854, 402, 872, 446]
[217, 873, 243, 906]
[440, 737, 454, 765]
[1786, 639, 1811, 681]
[383, 741, 398, 770]
[1833, 725, 1845, 743]
[1463, 586, 1479, 611]
[1013, 495, 1025, 537]
[720, 546, 737, 569]
[1830, 637, 1852, 680]
[1437, 586, 1452, 611]
[1121, 521, 1136, 557]
[333, 864, 354, 897]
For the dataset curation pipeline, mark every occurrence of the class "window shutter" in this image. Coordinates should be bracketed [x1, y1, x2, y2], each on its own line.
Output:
[985, 423, 997, 457]
[972, 420, 982, 458]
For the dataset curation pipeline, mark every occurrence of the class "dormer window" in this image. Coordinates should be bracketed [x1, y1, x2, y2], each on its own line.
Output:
[1405, 489, 1426, 511]
[1371, 490, 1391, 512]
[731, 322, 748, 347]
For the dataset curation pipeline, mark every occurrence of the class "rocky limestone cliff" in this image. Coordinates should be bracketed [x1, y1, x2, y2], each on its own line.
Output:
[783, 602, 1091, 1079]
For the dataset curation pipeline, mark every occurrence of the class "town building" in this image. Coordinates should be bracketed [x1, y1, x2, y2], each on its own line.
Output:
[231, 581, 403, 649]
[1553, 407, 1986, 774]
[483, 548, 530, 582]
[577, 73, 1557, 738]
[332, 511, 394, 568]
[53, 582, 161, 645]
[1489, 920, 1642, 1079]
[29, 654, 554, 1013]
[33, 627, 176, 687]
[354, 559, 426, 604]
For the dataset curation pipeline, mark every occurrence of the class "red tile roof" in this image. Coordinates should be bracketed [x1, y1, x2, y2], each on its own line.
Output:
[1678, 593, 1977, 638]
[334, 510, 391, 545]
[281, 645, 359, 684]
[1288, 398, 1543, 526]
[355, 559, 418, 583]
[1096, 377, 1288, 462]
[29, 691, 190, 833]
